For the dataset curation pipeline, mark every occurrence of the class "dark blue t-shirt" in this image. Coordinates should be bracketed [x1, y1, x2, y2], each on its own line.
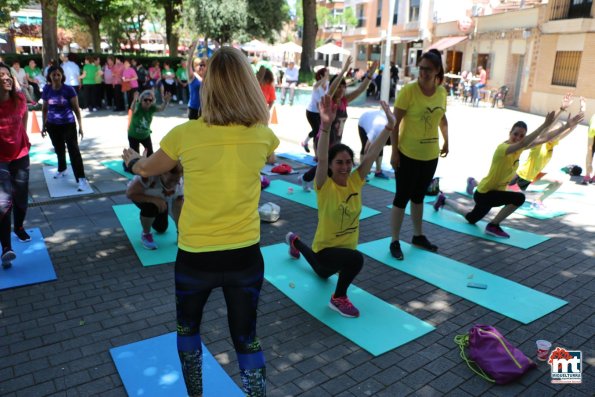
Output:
[188, 77, 201, 111]
[42, 84, 77, 125]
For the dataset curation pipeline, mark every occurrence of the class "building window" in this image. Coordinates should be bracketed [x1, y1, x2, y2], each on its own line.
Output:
[551, 51, 582, 87]
[568, 0, 593, 18]
[357, 45, 367, 61]
[377, 0, 383, 26]
[393, 0, 399, 24]
[356, 4, 366, 28]
[409, 0, 419, 22]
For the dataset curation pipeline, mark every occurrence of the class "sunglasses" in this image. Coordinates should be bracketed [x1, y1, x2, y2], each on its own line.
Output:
[143, 98, 153, 103]
[198, 64, 206, 68]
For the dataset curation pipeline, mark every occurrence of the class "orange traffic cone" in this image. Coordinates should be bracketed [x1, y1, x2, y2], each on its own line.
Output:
[127, 108, 133, 129]
[30, 110, 41, 133]
[270, 105, 278, 125]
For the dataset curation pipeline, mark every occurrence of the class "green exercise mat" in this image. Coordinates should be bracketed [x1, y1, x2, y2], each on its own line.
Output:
[455, 190, 566, 220]
[265, 180, 381, 220]
[359, 238, 567, 324]
[403, 203, 549, 249]
[102, 160, 135, 180]
[365, 175, 396, 193]
[262, 243, 434, 355]
[113, 204, 178, 267]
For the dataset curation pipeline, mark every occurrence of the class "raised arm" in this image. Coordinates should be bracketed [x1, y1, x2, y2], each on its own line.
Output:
[123, 148, 178, 178]
[345, 60, 379, 103]
[505, 111, 556, 154]
[358, 101, 396, 179]
[129, 91, 139, 110]
[313, 71, 329, 89]
[328, 56, 353, 98]
[314, 95, 338, 189]
[529, 112, 585, 148]
[187, 41, 197, 83]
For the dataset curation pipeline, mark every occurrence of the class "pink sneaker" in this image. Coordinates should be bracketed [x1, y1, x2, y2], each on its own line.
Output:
[285, 232, 300, 259]
[329, 295, 359, 318]
[433, 192, 446, 211]
[485, 223, 510, 239]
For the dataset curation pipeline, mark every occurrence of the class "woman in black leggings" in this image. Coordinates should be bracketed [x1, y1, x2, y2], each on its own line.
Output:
[286, 98, 396, 318]
[432, 112, 582, 238]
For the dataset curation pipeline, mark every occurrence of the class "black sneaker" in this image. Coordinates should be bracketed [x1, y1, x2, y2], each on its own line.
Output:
[14, 227, 31, 242]
[411, 235, 438, 252]
[389, 240, 404, 260]
[2, 250, 16, 269]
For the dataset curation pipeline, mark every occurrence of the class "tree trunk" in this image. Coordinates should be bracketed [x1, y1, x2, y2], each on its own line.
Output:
[300, 0, 318, 82]
[40, 0, 59, 66]
[88, 19, 101, 53]
[163, 0, 181, 57]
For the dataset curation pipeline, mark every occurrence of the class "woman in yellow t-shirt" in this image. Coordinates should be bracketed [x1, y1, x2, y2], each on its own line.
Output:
[122, 47, 279, 397]
[433, 111, 583, 238]
[584, 112, 595, 184]
[512, 95, 585, 207]
[389, 49, 449, 260]
[285, 99, 396, 318]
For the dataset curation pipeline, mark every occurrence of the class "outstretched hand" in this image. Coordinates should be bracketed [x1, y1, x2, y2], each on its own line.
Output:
[380, 100, 395, 130]
[122, 148, 142, 167]
[543, 111, 556, 127]
[560, 92, 574, 111]
[566, 112, 585, 129]
[342, 56, 353, 72]
[580, 96, 586, 113]
[318, 95, 337, 127]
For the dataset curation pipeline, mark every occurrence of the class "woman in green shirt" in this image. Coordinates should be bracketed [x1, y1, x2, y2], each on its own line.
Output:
[80, 56, 99, 111]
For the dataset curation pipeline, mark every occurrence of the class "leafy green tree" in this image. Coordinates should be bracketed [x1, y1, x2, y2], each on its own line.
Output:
[153, 0, 182, 57]
[245, 0, 289, 43]
[193, 0, 247, 43]
[0, 0, 29, 27]
[61, 0, 113, 52]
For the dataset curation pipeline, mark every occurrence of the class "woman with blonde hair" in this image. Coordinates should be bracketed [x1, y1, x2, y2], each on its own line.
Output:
[123, 47, 279, 397]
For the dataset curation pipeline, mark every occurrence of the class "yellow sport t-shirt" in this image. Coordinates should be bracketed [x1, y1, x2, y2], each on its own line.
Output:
[312, 171, 365, 252]
[394, 81, 447, 161]
[517, 140, 558, 182]
[160, 118, 279, 252]
[589, 114, 595, 138]
[477, 143, 522, 193]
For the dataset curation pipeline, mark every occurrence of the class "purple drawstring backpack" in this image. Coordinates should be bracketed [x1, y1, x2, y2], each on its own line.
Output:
[454, 324, 536, 384]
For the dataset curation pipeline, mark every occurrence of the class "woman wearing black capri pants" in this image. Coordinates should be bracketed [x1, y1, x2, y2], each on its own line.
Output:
[389, 49, 449, 260]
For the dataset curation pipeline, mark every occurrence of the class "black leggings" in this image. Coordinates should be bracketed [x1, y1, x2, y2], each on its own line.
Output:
[465, 190, 525, 224]
[0, 155, 29, 252]
[128, 135, 154, 156]
[133, 201, 168, 232]
[46, 122, 86, 181]
[175, 244, 265, 396]
[306, 110, 321, 139]
[358, 126, 390, 157]
[393, 151, 438, 208]
[294, 239, 363, 298]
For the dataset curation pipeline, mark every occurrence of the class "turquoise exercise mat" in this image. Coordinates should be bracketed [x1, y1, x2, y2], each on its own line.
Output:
[277, 152, 318, 166]
[455, 190, 566, 220]
[113, 204, 178, 267]
[262, 243, 435, 355]
[359, 238, 567, 324]
[28, 147, 63, 166]
[0, 228, 56, 291]
[403, 203, 549, 249]
[110, 332, 244, 397]
[101, 160, 134, 180]
[265, 179, 381, 220]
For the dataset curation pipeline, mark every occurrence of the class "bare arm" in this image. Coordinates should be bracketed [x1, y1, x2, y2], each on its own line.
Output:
[345, 60, 379, 103]
[313, 73, 328, 89]
[439, 115, 449, 157]
[358, 101, 396, 179]
[390, 107, 406, 169]
[187, 41, 197, 83]
[328, 56, 353, 98]
[529, 112, 585, 148]
[505, 111, 556, 154]
[41, 101, 48, 131]
[70, 95, 83, 137]
[123, 148, 178, 178]
[314, 95, 337, 189]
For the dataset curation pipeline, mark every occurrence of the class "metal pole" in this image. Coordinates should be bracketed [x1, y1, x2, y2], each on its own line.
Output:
[381, 0, 397, 102]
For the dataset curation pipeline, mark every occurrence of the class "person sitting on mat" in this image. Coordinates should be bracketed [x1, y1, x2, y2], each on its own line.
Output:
[285, 98, 396, 318]
[432, 110, 583, 238]
[127, 89, 171, 158]
[0, 62, 31, 269]
[125, 162, 183, 250]
[511, 94, 585, 208]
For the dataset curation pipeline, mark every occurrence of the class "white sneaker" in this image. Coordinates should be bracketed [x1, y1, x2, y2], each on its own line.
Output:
[77, 178, 90, 192]
[298, 175, 312, 192]
[178, 100, 183, 105]
[172, 95, 178, 101]
[92, 107, 98, 112]
[54, 170, 67, 179]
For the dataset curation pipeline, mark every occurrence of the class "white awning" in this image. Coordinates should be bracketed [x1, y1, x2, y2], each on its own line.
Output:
[15, 37, 42, 47]
[426, 36, 468, 51]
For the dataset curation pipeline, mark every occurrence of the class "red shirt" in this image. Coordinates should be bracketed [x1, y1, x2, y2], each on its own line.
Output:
[0, 93, 30, 162]
[260, 83, 276, 105]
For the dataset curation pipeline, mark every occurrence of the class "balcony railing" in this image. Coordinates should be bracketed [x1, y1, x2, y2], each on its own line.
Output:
[549, 0, 593, 21]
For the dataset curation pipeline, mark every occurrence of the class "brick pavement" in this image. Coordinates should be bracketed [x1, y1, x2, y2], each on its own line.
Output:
[0, 103, 593, 396]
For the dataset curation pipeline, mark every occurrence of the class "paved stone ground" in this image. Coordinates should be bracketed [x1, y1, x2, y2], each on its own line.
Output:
[0, 99, 593, 396]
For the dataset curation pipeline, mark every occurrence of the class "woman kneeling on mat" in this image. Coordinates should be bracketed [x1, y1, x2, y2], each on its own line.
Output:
[285, 98, 396, 318]
[433, 111, 583, 238]
[122, 47, 279, 397]
[125, 163, 183, 250]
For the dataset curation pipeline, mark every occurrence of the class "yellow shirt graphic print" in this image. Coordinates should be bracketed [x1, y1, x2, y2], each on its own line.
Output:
[312, 172, 365, 252]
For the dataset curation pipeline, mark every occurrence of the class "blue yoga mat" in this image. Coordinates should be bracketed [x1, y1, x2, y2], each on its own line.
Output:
[262, 243, 434, 355]
[276, 152, 317, 166]
[101, 160, 134, 180]
[366, 175, 396, 193]
[0, 228, 56, 290]
[455, 190, 566, 220]
[110, 332, 244, 397]
[403, 203, 549, 249]
[113, 204, 178, 267]
[359, 238, 567, 324]
[265, 180, 381, 220]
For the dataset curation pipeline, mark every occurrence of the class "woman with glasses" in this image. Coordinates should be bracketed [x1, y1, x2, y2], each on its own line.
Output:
[186, 40, 207, 120]
[0, 62, 31, 269]
[122, 47, 278, 396]
[127, 90, 171, 157]
[388, 49, 449, 261]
